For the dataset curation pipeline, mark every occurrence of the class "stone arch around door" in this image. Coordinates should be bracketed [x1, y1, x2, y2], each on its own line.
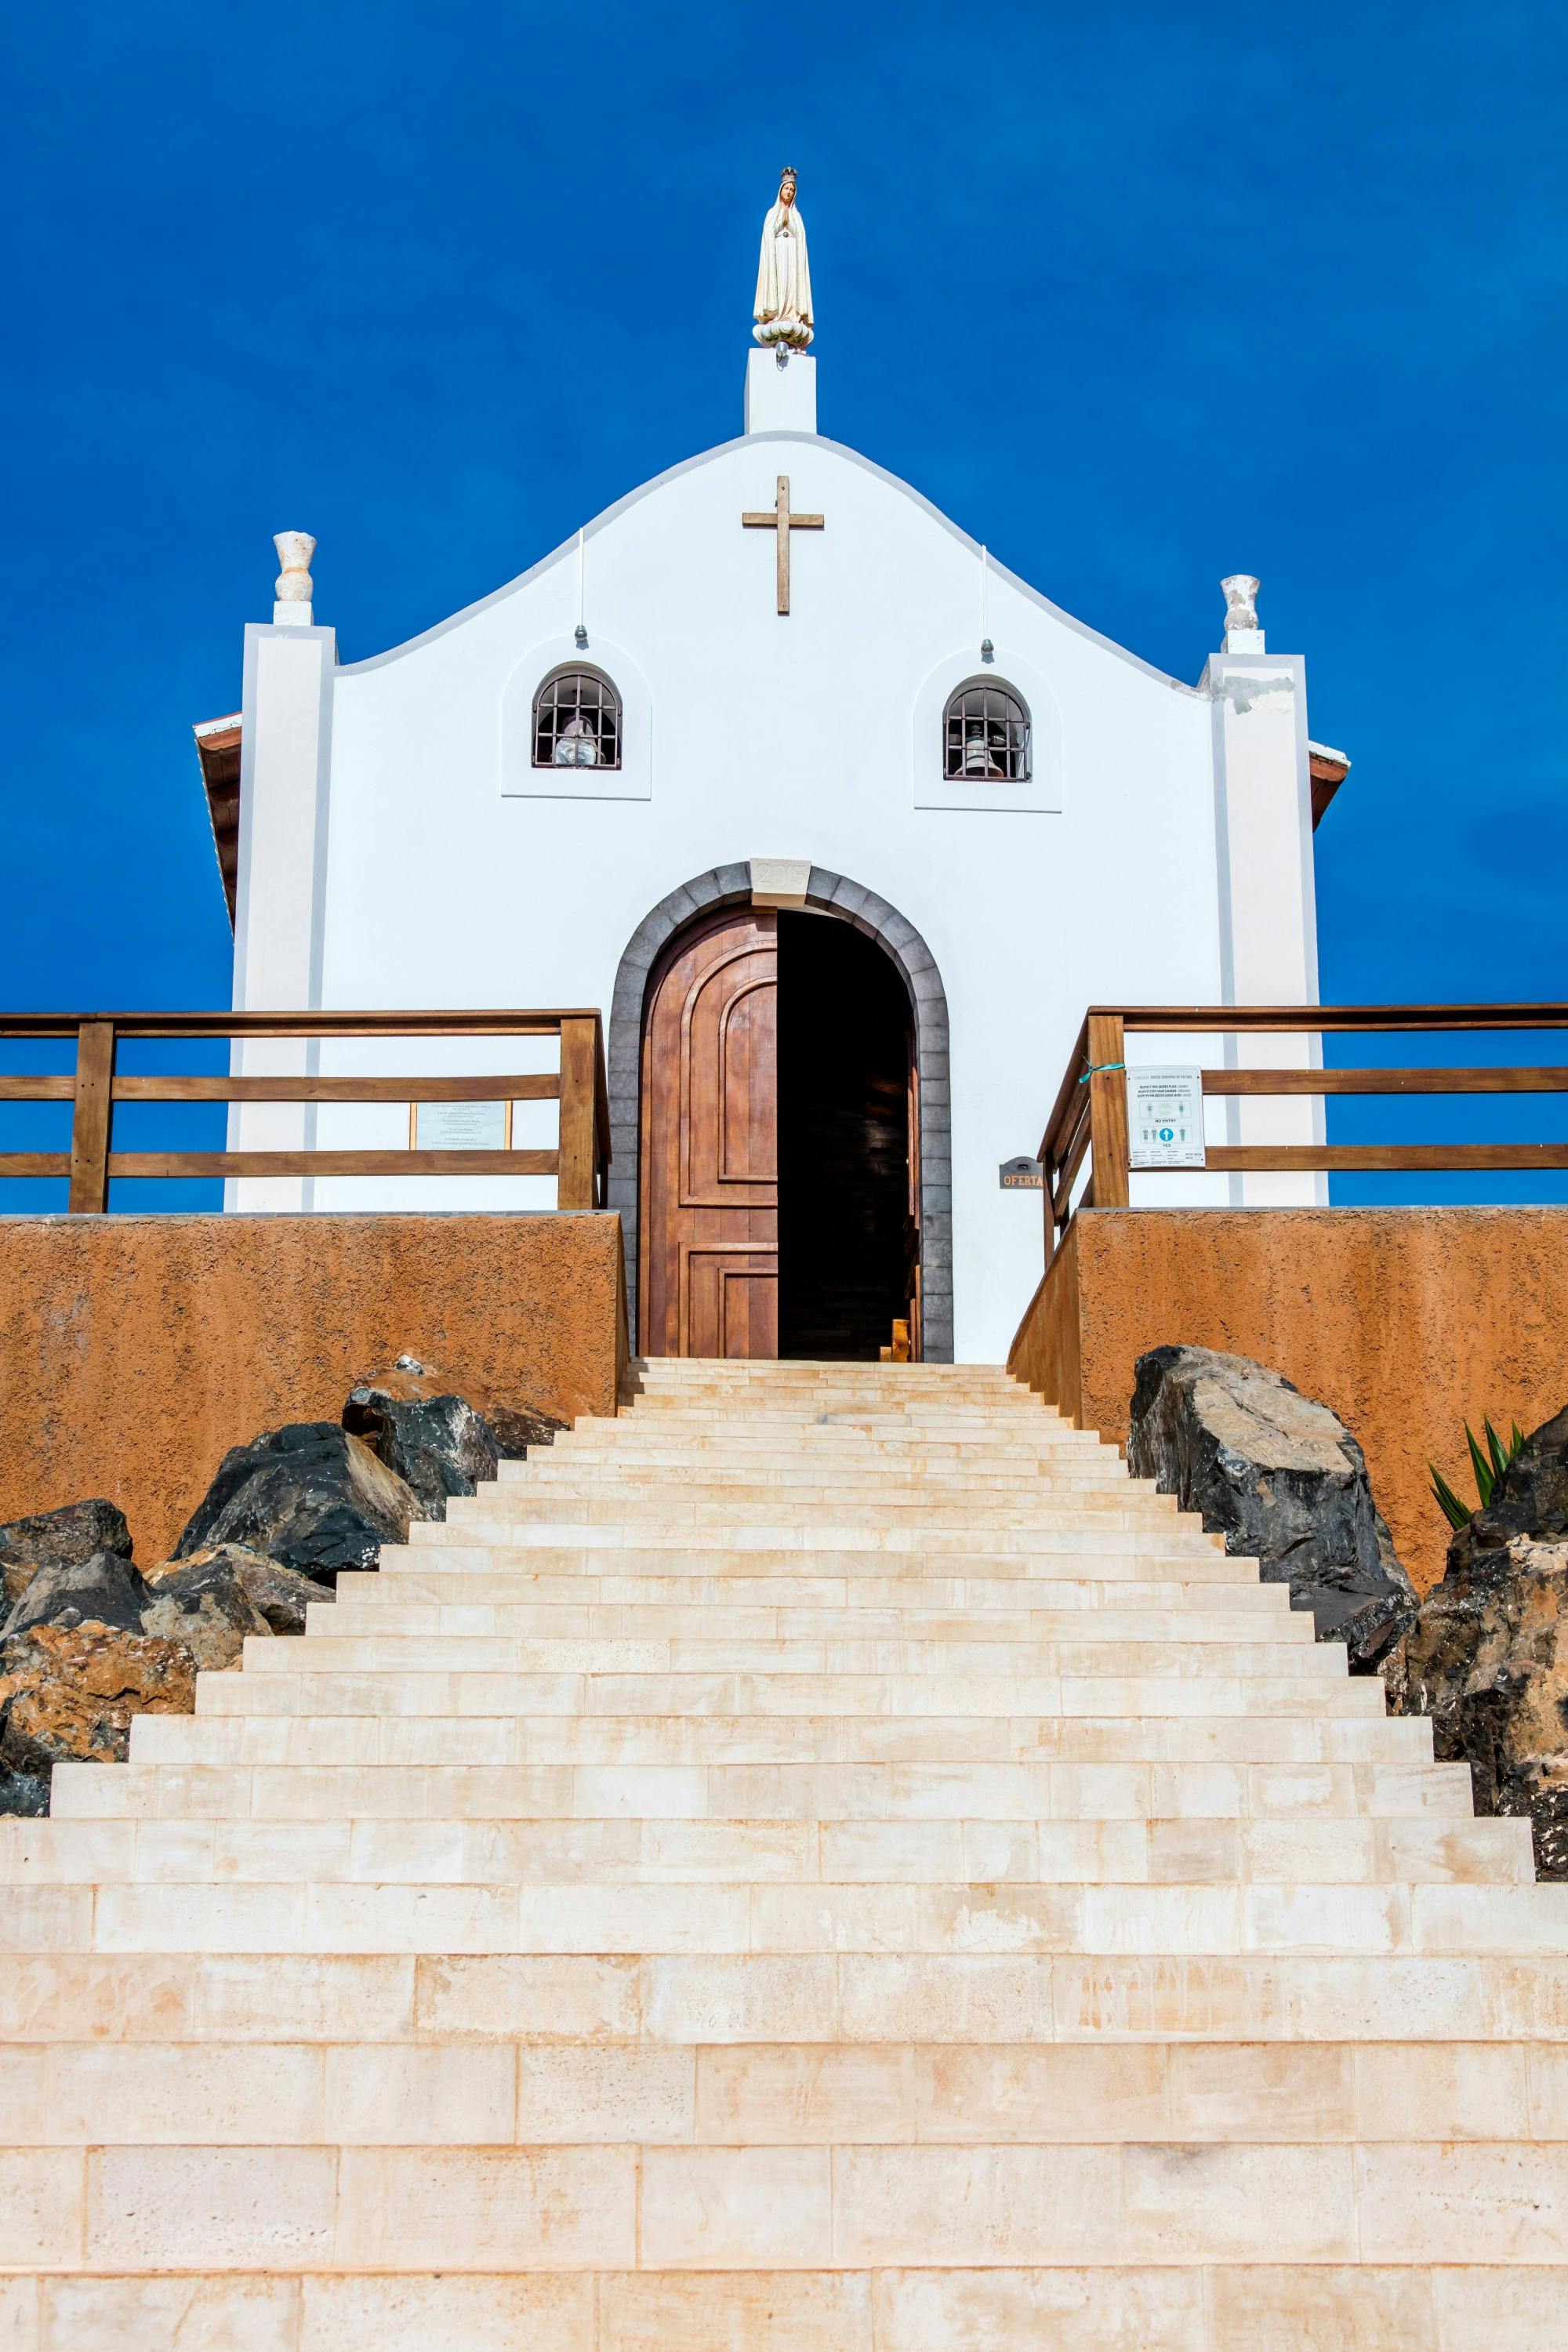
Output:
[608, 864, 953, 1361]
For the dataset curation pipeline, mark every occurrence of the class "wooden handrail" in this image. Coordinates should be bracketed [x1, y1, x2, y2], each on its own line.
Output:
[1039, 1002, 1568, 1260]
[0, 1011, 611, 1214]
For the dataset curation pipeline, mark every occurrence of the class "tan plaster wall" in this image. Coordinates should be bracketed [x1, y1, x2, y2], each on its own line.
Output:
[0, 1212, 626, 1565]
[1008, 1207, 1568, 1595]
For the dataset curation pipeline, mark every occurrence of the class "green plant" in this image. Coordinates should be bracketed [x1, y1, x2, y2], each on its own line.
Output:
[1428, 1417, 1526, 1531]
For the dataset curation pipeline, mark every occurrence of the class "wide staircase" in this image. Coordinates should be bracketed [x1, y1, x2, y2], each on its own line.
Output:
[2, 1359, 1566, 2347]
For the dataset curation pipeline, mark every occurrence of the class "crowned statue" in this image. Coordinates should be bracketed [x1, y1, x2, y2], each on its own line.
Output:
[753, 167, 814, 350]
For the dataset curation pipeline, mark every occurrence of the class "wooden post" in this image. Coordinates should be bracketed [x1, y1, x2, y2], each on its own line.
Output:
[67, 1019, 115, 1214]
[1085, 1011, 1130, 1210]
[557, 1016, 597, 1210]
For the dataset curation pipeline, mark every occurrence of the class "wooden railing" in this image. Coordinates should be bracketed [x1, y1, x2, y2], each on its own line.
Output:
[0, 1011, 611, 1213]
[1040, 1004, 1568, 1256]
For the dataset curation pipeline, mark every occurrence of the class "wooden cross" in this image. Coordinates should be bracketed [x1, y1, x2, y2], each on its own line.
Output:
[742, 474, 824, 614]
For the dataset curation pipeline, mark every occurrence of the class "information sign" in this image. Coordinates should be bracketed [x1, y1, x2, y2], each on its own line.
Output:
[998, 1157, 1044, 1190]
[412, 1101, 510, 1151]
[1126, 1068, 1206, 1170]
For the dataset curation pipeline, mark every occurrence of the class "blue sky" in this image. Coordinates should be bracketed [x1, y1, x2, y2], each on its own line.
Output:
[2, 1, 1563, 1203]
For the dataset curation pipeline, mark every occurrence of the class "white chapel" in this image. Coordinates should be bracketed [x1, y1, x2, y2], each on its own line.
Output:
[198, 171, 1344, 1367]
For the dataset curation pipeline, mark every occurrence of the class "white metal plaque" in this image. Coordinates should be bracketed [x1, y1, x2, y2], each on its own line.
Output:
[1127, 1067, 1206, 1170]
[412, 1100, 510, 1151]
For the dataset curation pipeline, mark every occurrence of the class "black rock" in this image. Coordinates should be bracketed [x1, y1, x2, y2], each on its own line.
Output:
[484, 1399, 568, 1460]
[1386, 1406, 1568, 1876]
[172, 1423, 423, 1588]
[2, 1550, 154, 1642]
[231, 1549, 331, 1635]
[343, 1384, 500, 1517]
[0, 1499, 133, 1610]
[0, 1770, 50, 1817]
[1128, 1344, 1416, 1670]
[140, 1549, 272, 1670]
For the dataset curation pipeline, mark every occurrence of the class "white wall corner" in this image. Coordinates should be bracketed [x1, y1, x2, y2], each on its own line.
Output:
[230, 620, 337, 1210]
[744, 347, 818, 434]
[1203, 647, 1325, 1204]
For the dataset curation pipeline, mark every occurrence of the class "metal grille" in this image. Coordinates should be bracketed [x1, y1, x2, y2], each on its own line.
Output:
[942, 681, 1031, 782]
[532, 670, 622, 769]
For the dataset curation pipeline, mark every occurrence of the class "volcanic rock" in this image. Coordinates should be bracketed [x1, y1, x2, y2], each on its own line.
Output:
[349, 1359, 565, 1462]
[140, 1549, 272, 1671]
[2, 1550, 154, 1643]
[172, 1423, 423, 1588]
[1387, 1406, 1568, 1875]
[343, 1382, 500, 1516]
[1128, 1344, 1415, 1668]
[0, 1621, 196, 1810]
[0, 1499, 133, 1610]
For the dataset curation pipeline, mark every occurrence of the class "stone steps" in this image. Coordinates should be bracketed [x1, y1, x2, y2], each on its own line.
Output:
[5, 1878, 1565, 1958]
[189, 1671, 1389, 1721]
[53, 1755, 1478, 1821]
[0, 1813, 1530, 1886]
[234, 1634, 1336, 1676]
[123, 1708, 1443, 1765]
[6, 1356, 1568, 2343]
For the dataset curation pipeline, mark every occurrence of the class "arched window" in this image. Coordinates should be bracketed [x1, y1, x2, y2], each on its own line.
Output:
[532, 667, 622, 769]
[942, 679, 1031, 782]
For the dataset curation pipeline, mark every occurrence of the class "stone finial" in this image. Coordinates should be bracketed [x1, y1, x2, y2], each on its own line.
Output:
[1221, 573, 1263, 652]
[273, 531, 316, 626]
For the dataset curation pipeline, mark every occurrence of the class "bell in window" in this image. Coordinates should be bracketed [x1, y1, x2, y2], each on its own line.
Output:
[553, 713, 601, 768]
[960, 720, 1004, 779]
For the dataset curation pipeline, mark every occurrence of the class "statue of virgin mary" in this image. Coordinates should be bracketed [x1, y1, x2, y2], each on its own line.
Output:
[753, 168, 814, 350]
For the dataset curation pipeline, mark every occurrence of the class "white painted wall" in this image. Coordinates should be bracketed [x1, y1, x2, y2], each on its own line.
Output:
[230, 361, 1323, 1359]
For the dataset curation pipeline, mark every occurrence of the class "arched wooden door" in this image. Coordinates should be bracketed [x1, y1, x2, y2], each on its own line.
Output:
[640, 907, 778, 1358]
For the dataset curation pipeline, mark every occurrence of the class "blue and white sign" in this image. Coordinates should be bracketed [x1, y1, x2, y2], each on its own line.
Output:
[1127, 1067, 1206, 1170]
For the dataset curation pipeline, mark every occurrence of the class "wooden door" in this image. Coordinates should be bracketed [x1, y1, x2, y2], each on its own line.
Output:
[641, 908, 778, 1357]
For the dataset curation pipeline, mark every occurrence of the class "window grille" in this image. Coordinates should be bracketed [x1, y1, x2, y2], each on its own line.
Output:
[942, 681, 1031, 782]
[532, 669, 622, 769]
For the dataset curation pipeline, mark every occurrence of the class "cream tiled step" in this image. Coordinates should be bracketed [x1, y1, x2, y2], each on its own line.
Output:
[0, 2267, 1560, 2348]
[2, 2037, 1565, 2145]
[189, 1671, 1389, 1720]
[124, 1708, 1444, 1766]
[9, 1356, 1568, 2342]
[234, 1634, 1338, 1676]
[7, 1947, 1568, 2046]
[347, 1571, 1298, 1612]
[6, 1878, 1566, 1958]
[53, 1755, 1479, 1821]
[401, 1531, 1256, 1570]
[316, 1600, 1309, 1640]
[0, 1813, 1531, 1886]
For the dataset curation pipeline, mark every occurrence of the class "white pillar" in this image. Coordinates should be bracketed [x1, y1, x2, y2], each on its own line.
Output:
[1201, 579, 1326, 1206]
[744, 347, 817, 434]
[230, 550, 336, 1210]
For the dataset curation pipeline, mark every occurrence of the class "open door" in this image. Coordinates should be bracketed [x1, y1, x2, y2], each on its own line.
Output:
[640, 907, 778, 1358]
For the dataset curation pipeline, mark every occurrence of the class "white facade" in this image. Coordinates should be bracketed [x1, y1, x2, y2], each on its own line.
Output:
[227, 347, 1323, 1362]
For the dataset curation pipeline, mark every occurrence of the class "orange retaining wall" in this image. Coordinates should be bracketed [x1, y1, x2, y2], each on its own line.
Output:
[0, 1212, 626, 1565]
[1008, 1207, 1568, 1595]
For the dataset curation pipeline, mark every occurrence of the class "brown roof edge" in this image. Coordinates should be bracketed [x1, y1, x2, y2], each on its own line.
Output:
[1308, 739, 1351, 831]
[194, 713, 242, 930]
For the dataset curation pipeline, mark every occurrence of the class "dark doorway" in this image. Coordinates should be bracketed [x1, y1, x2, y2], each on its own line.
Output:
[777, 912, 916, 1360]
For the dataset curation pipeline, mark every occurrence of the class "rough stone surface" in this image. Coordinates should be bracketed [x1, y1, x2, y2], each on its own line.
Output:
[343, 1381, 501, 1516]
[0, 1621, 196, 1802]
[140, 1550, 273, 1670]
[1, 1551, 154, 1643]
[0, 1499, 132, 1610]
[1128, 1343, 1416, 1668]
[172, 1422, 423, 1588]
[347, 1360, 565, 1468]
[231, 1547, 330, 1635]
[1388, 1405, 1568, 1875]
